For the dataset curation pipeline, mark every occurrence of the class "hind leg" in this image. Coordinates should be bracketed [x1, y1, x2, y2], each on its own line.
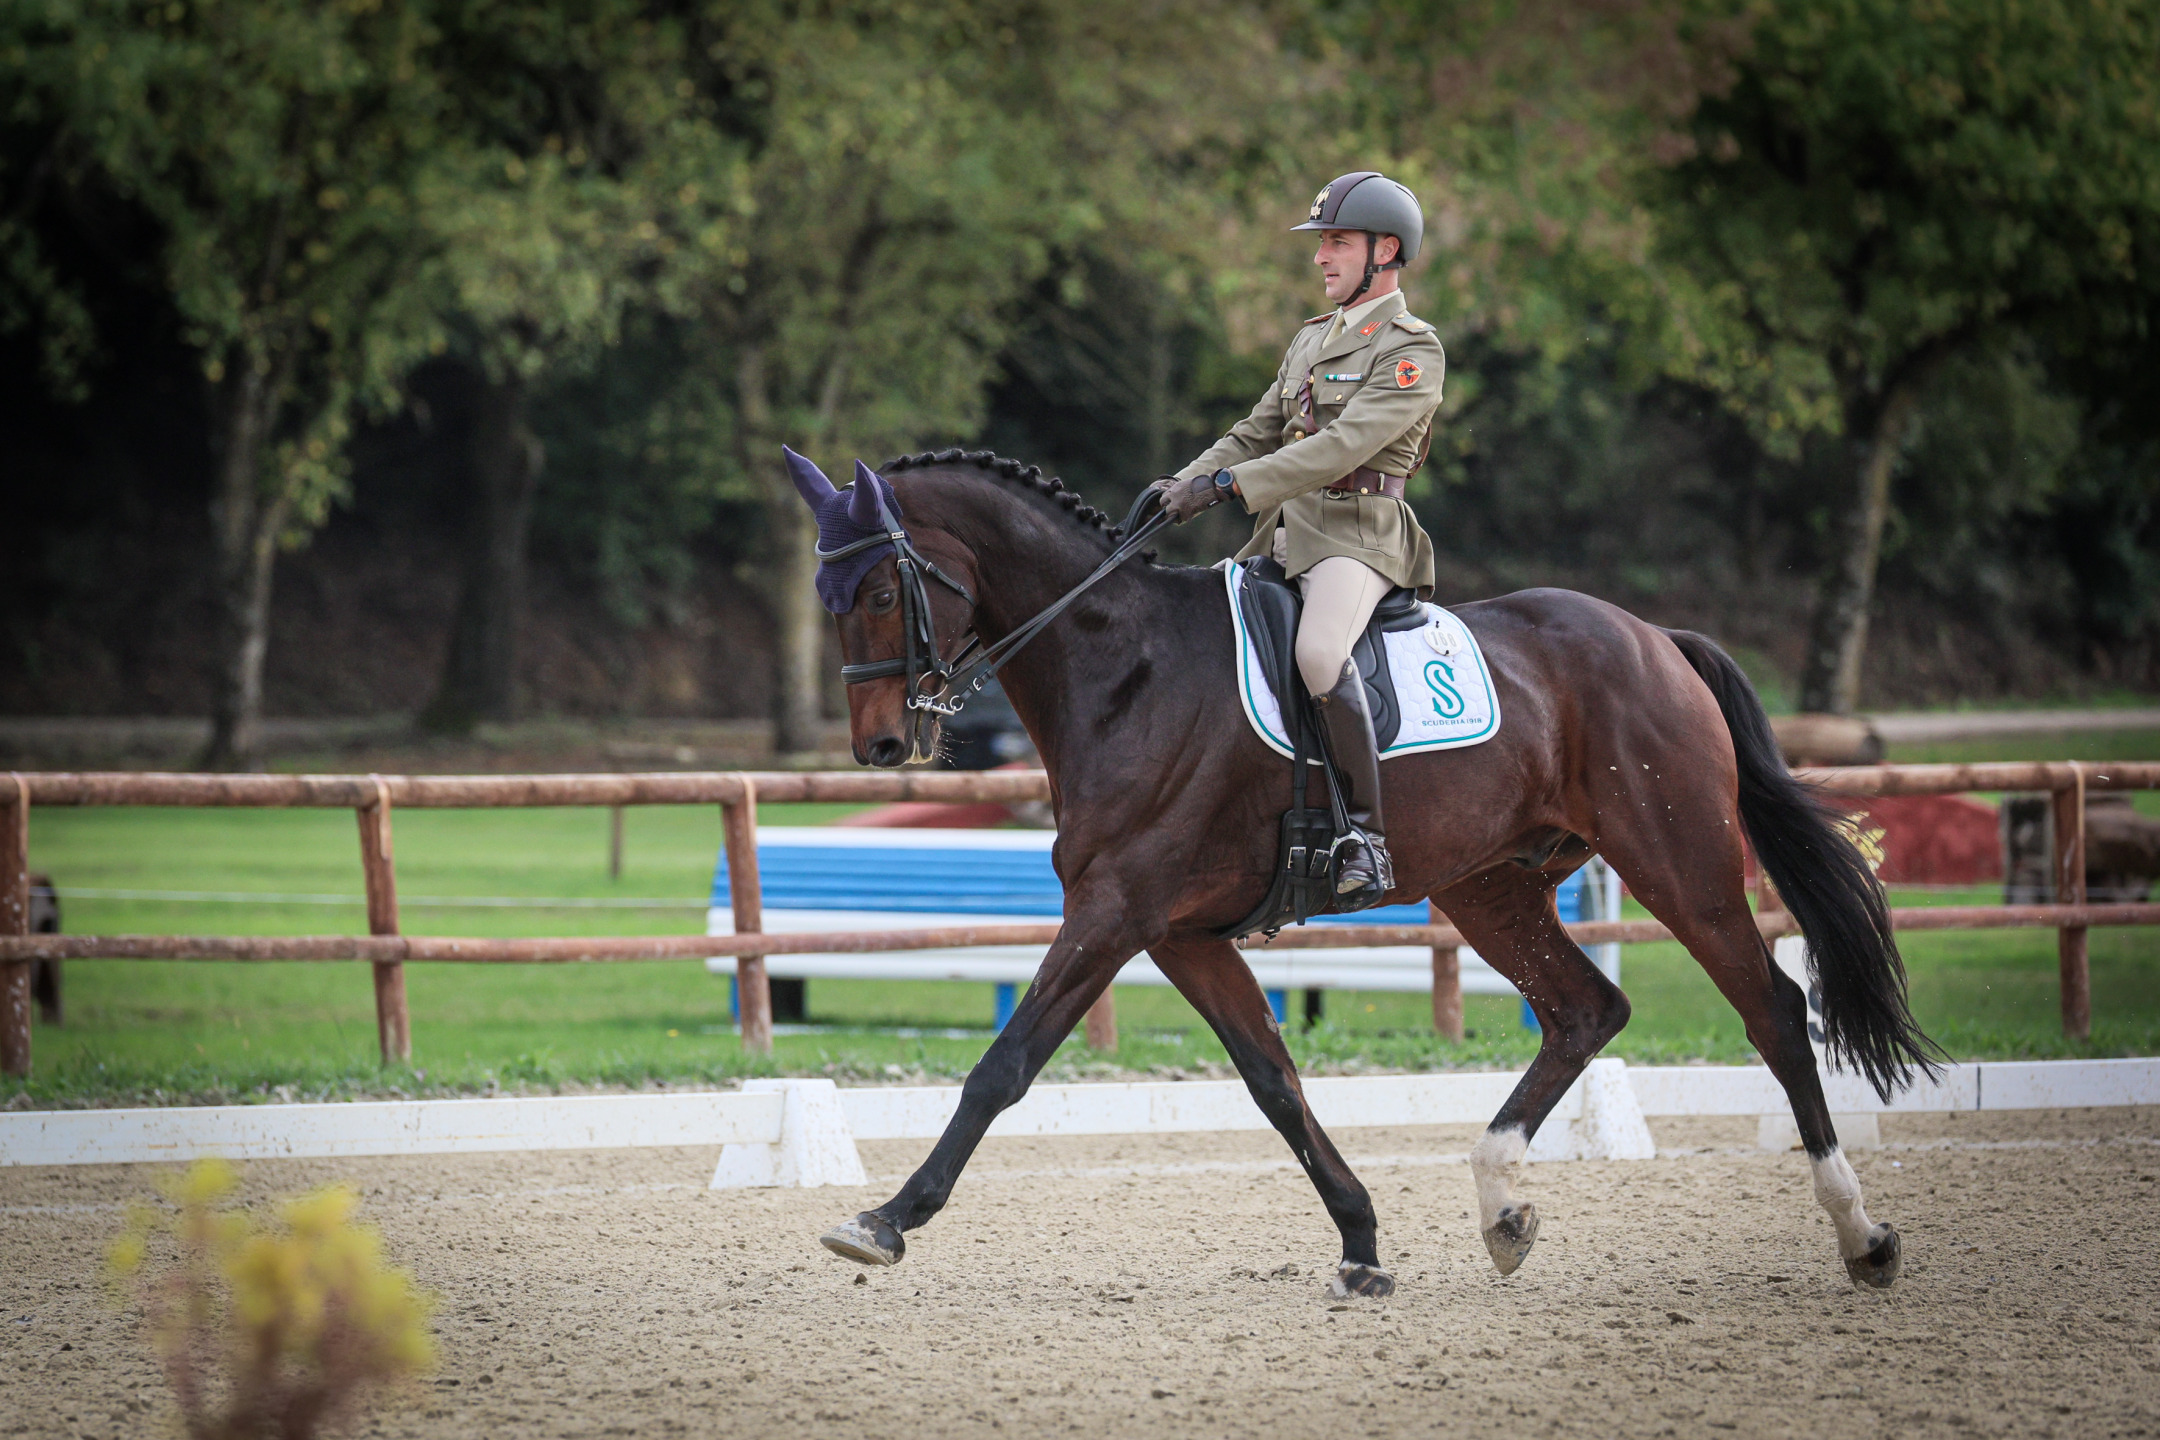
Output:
[1149, 935, 1393, 1298]
[1597, 798, 1901, 1288]
[1436, 866, 1631, 1276]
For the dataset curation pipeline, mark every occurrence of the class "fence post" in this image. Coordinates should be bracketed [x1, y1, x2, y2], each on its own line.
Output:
[1430, 900, 1463, 1042]
[357, 776, 410, 1064]
[1, 774, 29, 1077]
[723, 776, 772, 1055]
[2054, 763, 2089, 1042]
[1085, 990, 1118, 1051]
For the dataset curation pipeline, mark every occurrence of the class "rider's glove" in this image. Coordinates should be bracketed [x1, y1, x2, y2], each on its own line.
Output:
[1156, 472, 1226, 524]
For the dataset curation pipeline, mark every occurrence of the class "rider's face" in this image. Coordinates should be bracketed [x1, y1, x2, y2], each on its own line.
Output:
[1312, 228, 1399, 306]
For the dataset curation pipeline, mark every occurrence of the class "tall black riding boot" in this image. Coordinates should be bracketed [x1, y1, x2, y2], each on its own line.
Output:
[1315, 659, 1394, 908]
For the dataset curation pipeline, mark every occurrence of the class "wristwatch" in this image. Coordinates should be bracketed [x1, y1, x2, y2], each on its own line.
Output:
[1211, 468, 1238, 496]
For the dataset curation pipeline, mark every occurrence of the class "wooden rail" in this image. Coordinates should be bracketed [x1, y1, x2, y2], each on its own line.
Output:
[2, 760, 2154, 1077]
[7, 904, 2156, 963]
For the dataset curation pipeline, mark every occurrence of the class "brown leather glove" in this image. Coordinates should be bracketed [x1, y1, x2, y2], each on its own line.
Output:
[1156, 472, 1224, 524]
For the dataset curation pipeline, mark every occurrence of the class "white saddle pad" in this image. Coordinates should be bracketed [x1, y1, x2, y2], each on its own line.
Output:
[1221, 560, 1502, 761]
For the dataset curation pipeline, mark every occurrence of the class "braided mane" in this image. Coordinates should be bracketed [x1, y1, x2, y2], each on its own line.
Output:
[881, 448, 1125, 541]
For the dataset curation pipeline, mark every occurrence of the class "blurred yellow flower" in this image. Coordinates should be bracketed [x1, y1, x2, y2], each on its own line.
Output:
[105, 1160, 437, 1440]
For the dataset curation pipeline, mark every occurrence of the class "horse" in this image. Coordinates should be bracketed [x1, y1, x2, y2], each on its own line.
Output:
[790, 447, 1938, 1298]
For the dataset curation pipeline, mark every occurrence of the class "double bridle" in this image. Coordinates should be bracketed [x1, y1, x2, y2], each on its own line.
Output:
[820, 482, 1172, 760]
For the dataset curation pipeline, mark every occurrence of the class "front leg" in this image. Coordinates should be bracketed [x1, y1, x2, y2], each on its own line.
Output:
[1148, 935, 1392, 1298]
[820, 896, 1160, 1266]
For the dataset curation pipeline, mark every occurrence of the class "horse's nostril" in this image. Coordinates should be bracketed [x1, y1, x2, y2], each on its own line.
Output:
[867, 737, 905, 768]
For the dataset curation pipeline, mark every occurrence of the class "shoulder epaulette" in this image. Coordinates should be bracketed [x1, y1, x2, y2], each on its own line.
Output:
[1303, 312, 1334, 326]
[1391, 314, 1435, 334]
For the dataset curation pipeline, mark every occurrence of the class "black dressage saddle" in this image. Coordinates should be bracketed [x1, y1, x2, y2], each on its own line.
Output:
[1217, 557, 1426, 941]
[1235, 556, 1426, 751]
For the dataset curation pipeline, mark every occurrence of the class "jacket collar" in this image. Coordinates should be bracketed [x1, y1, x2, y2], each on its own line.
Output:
[1310, 290, 1406, 366]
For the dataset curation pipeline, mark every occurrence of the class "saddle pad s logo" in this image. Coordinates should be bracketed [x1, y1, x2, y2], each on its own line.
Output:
[1395, 359, 1422, 389]
[1424, 659, 1466, 719]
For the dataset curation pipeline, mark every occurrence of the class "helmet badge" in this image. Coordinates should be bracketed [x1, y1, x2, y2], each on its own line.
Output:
[1309, 184, 1331, 222]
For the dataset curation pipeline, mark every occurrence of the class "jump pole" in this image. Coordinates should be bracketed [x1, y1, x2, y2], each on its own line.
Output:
[723, 778, 772, 1054]
[2054, 763, 2090, 1041]
[1430, 900, 1463, 1041]
[1, 774, 28, 1077]
[357, 776, 410, 1064]
[1084, 989, 1117, 1051]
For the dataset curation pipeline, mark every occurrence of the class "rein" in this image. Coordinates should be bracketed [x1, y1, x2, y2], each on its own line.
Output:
[823, 484, 1173, 759]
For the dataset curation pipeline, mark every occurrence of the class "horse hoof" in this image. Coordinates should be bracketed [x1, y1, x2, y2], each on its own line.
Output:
[1329, 1262, 1395, 1299]
[820, 1212, 905, 1267]
[1482, 1203, 1540, 1276]
[1842, 1222, 1900, 1290]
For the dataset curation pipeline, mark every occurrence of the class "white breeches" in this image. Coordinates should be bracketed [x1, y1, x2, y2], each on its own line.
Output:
[1292, 554, 1393, 696]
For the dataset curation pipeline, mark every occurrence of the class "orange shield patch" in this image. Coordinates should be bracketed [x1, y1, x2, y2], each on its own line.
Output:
[1395, 359, 1421, 388]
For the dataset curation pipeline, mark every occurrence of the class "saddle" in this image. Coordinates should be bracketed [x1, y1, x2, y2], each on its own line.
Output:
[1216, 557, 1426, 941]
[1233, 557, 1428, 750]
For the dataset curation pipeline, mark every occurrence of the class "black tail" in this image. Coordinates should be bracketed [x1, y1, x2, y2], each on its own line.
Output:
[1665, 629, 1944, 1099]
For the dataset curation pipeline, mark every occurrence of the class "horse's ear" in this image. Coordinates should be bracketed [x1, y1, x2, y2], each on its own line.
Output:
[848, 461, 885, 526]
[784, 446, 836, 507]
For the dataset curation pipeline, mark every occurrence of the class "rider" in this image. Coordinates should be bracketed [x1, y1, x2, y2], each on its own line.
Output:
[1153, 171, 1443, 906]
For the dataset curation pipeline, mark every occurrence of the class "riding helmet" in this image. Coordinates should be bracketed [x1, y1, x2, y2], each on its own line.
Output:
[1290, 172, 1423, 266]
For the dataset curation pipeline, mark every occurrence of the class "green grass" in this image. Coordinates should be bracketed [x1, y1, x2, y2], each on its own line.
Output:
[6, 798, 2156, 1108]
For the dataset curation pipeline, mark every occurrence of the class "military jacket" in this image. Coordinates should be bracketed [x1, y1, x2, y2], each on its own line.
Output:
[1176, 289, 1442, 593]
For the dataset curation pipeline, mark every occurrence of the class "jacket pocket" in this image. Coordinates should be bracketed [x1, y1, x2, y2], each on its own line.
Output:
[1315, 375, 1365, 412]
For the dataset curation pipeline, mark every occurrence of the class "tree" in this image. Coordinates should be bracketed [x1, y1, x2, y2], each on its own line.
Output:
[411, 3, 740, 734]
[6, 0, 453, 766]
[681, 0, 1291, 753]
[1647, 0, 2160, 712]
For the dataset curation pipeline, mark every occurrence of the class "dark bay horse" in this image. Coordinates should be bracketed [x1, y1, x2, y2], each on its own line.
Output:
[795, 448, 1937, 1298]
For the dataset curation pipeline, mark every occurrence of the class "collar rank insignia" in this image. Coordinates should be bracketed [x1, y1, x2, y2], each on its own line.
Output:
[1395, 358, 1422, 388]
[1359, 318, 1384, 336]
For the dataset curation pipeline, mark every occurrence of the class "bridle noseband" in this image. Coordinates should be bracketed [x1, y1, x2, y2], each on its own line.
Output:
[822, 481, 1172, 762]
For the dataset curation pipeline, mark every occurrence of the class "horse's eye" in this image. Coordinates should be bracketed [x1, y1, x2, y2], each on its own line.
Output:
[868, 589, 897, 614]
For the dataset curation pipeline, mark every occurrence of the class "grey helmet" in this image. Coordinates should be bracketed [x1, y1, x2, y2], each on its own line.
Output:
[1290, 171, 1423, 303]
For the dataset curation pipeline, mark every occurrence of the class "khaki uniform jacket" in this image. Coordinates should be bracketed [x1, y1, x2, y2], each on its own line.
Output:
[1176, 289, 1442, 593]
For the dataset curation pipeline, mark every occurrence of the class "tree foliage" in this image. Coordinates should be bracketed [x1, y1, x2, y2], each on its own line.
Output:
[4, 0, 2157, 733]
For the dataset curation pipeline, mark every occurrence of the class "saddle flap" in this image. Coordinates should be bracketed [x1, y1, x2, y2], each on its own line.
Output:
[1236, 558, 1307, 749]
[1237, 558, 1404, 750]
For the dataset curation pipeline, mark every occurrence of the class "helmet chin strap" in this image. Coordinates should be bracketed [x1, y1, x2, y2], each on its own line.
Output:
[1343, 231, 1381, 306]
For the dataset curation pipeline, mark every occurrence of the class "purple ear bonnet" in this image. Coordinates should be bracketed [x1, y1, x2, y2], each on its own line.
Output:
[786, 448, 904, 614]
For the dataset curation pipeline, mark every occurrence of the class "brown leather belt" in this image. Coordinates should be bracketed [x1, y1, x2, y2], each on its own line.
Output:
[1325, 467, 1406, 499]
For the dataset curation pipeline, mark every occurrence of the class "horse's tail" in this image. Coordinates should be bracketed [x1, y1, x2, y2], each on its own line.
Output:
[1663, 629, 1943, 1100]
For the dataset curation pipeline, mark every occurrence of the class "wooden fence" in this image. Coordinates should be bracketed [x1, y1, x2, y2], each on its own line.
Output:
[2, 761, 2155, 1076]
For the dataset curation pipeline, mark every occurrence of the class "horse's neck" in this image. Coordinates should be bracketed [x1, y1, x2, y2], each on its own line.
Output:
[931, 479, 1196, 785]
